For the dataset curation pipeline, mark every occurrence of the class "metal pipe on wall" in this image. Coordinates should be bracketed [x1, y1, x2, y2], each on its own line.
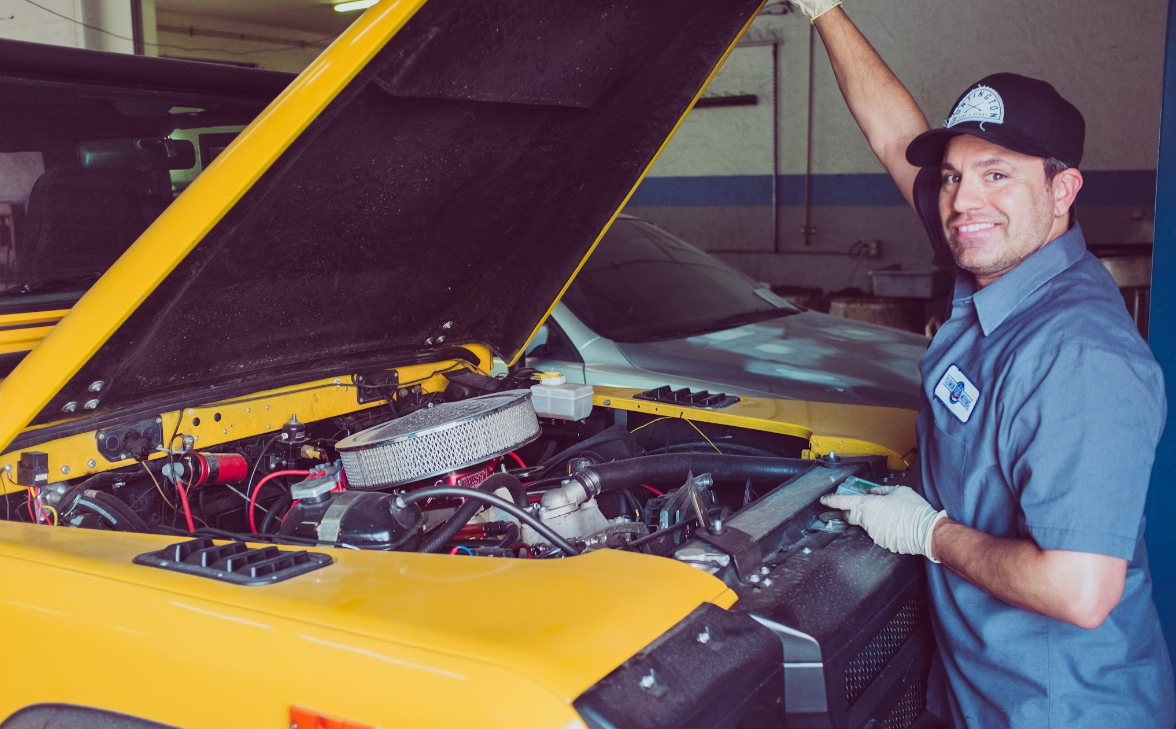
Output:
[772, 40, 781, 253]
[803, 23, 816, 247]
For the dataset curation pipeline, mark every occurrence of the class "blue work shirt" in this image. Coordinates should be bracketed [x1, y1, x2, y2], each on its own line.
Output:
[917, 223, 1176, 728]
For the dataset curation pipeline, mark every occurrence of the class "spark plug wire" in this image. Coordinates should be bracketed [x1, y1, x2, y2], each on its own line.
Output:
[249, 470, 310, 534]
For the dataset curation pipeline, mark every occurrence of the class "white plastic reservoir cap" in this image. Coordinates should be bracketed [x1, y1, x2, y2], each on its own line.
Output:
[537, 371, 566, 386]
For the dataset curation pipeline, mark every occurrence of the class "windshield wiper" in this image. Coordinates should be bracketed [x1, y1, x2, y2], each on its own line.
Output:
[705, 307, 801, 330]
[0, 273, 101, 298]
[639, 307, 799, 343]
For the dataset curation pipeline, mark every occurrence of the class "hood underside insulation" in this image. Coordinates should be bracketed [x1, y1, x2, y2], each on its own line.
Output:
[42, 0, 764, 422]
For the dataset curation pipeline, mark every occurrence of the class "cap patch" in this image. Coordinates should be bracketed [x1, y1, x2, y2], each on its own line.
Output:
[945, 85, 1005, 128]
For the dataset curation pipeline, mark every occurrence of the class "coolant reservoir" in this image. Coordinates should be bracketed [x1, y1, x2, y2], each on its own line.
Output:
[530, 372, 593, 421]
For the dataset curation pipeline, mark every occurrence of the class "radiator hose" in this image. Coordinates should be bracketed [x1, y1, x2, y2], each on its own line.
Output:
[419, 472, 528, 554]
[569, 454, 811, 500]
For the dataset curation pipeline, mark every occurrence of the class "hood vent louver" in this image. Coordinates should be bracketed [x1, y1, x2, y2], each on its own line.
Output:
[133, 538, 332, 585]
[633, 386, 740, 410]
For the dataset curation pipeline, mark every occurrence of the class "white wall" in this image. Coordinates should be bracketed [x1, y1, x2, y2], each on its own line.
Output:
[0, 0, 88, 48]
[0, 0, 150, 53]
[652, 1, 1167, 177]
[630, 0, 1170, 294]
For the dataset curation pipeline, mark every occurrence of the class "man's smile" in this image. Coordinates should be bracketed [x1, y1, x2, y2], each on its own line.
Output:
[954, 221, 999, 236]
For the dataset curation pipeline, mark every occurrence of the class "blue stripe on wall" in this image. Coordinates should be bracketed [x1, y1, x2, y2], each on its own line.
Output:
[629, 170, 1158, 207]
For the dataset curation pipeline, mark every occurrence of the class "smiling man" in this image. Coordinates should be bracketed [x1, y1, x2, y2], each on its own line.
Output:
[789, 1, 1176, 727]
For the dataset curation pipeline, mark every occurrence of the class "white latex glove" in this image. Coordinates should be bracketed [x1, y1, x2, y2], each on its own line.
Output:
[820, 485, 948, 562]
[789, 0, 842, 24]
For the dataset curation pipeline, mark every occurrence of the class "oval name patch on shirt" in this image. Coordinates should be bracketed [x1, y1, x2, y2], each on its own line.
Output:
[935, 364, 980, 423]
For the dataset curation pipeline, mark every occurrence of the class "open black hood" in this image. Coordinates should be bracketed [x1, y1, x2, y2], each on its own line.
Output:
[38, 0, 765, 422]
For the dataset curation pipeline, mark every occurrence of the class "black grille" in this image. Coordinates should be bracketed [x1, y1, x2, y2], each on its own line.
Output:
[882, 673, 928, 729]
[844, 590, 928, 705]
[632, 385, 740, 409]
[134, 538, 332, 585]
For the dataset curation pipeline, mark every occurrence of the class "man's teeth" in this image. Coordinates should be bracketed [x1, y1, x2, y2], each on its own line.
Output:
[958, 223, 995, 233]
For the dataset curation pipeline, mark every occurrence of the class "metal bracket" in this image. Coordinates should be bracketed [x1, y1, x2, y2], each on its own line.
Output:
[95, 416, 164, 463]
[353, 370, 400, 405]
[696, 526, 763, 583]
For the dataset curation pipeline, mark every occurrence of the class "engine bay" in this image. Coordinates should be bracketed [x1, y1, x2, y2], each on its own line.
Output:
[0, 366, 900, 582]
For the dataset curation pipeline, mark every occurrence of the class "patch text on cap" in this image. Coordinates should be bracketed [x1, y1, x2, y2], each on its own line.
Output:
[946, 85, 1005, 128]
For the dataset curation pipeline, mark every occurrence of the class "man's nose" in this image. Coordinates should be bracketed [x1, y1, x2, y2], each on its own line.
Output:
[951, 176, 986, 214]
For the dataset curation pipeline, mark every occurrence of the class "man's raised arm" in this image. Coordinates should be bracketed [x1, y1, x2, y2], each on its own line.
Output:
[794, 2, 930, 207]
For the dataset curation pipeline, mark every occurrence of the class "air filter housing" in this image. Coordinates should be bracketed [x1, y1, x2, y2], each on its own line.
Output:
[336, 390, 540, 489]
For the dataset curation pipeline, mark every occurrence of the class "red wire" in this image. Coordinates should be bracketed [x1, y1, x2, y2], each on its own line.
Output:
[250, 470, 310, 534]
[27, 488, 36, 523]
[506, 452, 526, 469]
[175, 479, 196, 532]
[280, 499, 300, 527]
[641, 484, 665, 496]
[509, 543, 533, 559]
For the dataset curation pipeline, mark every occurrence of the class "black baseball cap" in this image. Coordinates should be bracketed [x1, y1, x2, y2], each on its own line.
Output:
[906, 73, 1085, 169]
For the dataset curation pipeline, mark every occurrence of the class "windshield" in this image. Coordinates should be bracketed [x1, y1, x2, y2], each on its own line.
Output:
[561, 218, 798, 342]
[0, 77, 271, 308]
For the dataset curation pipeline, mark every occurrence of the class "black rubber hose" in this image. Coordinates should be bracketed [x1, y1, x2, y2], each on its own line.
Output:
[401, 486, 581, 556]
[538, 425, 638, 473]
[571, 454, 812, 495]
[56, 473, 123, 519]
[260, 492, 294, 535]
[73, 491, 148, 532]
[87, 491, 149, 532]
[646, 441, 781, 458]
[418, 473, 527, 554]
[498, 522, 520, 549]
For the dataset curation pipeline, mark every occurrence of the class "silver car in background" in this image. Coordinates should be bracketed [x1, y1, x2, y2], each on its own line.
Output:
[520, 215, 928, 410]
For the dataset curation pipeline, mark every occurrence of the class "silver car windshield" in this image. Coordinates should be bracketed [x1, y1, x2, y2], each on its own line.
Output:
[561, 218, 799, 343]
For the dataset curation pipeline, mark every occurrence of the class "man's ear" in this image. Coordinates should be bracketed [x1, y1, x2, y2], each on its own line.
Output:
[1052, 168, 1083, 219]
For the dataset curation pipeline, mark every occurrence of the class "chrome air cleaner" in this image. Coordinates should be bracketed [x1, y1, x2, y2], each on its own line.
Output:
[336, 390, 540, 489]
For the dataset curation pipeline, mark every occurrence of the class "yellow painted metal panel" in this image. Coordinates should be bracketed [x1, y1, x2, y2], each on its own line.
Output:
[0, 0, 431, 456]
[0, 325, 54, 355]
[0, 309, 68, 328]
[0, 311, 69, 360]
[0, 522, 735, 725]
[804, 436, 918, 471]
[0, 352, 490, 490]
[594, 387, 918, 470]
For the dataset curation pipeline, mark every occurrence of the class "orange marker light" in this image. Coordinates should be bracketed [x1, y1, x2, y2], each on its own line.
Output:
[290, 706, 374, 729]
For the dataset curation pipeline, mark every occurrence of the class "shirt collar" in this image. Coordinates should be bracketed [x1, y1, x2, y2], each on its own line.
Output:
[952, 222, 1088, 336]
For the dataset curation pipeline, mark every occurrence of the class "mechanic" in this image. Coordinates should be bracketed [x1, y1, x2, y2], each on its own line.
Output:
[788, 1, 1176, 727]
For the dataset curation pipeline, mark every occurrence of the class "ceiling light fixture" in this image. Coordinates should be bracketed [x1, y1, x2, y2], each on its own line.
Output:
[333, 0, 378, 11]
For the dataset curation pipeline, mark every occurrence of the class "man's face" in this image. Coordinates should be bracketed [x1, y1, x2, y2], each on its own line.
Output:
[938, 135, 1059, 284]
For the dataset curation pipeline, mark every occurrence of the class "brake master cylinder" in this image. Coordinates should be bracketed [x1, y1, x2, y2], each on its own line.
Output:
[529, 372, 593, 421]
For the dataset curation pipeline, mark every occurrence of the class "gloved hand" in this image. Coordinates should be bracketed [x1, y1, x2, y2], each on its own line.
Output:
[789, 0, 842, 24]
[820, 485, 948, 562]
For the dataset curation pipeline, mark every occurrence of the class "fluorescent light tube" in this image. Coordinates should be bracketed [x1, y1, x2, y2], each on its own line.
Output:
[334, 0, 378, 12]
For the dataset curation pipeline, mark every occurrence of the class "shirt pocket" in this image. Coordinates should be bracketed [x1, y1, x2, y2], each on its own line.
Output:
[925, 421, 969, 517]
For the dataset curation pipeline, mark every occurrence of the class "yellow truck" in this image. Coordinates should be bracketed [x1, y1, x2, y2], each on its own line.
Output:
[0, 2, 932, 727]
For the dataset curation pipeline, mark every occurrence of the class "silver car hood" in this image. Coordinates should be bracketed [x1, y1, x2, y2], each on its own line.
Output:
[613, 311, 927, 410]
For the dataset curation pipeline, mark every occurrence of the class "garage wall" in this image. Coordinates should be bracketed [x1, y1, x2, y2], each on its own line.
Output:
[153, 10, 330, 72]
[625, 0, 1168, 294]
[0, 0, 156, 54]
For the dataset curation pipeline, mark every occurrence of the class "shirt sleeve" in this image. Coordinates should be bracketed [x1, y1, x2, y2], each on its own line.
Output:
[1003, 344, 1166, 560]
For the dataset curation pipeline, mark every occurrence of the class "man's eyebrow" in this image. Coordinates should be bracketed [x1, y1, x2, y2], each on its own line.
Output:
[973, 157, 1014, 168]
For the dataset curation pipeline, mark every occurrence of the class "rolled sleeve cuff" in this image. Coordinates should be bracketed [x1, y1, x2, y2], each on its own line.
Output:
[1026, 524, 1137, 560]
